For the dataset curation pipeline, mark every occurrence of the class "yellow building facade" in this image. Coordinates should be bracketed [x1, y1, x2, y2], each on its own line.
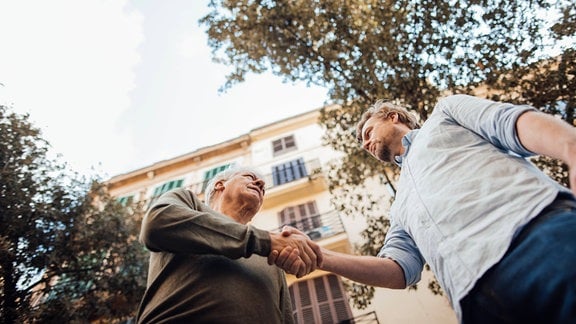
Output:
[106, 108, 457, 324]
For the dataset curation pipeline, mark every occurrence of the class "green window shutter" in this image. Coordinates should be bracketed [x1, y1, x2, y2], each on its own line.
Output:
[117, 195, 134, 206]
[148, 178, 185, 208]
[176, 179, 184, 188]
[201, 163, 231, 193]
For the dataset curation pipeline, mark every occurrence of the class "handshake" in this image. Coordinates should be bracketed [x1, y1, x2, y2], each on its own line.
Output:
[268, 226, 324, 278]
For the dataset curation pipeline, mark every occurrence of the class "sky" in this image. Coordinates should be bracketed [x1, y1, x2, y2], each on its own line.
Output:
[0, 0, 329, 179]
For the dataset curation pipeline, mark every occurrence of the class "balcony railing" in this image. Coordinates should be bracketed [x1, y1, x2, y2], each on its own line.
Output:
[342, 311, 380, 324]
[186, 158, 323, 196]
[273, 210, 346, 241]
[137, 159, 324, 209]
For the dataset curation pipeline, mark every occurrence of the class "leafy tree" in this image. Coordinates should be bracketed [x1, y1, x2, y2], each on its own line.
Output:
[201, 0, 576, 308]
[0, 104, 148, 323]
[480, 2, 576, 186]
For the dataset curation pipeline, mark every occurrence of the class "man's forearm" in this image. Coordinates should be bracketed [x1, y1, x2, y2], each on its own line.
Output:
[517, 110, 576, 194]
[516, 110, 576, 162]
[321, 249, 406, 289]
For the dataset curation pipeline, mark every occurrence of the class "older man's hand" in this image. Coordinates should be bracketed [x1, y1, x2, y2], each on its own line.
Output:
[268, 226, 323, 278]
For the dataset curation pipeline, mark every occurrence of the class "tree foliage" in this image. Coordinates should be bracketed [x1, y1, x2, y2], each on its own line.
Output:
[201, 0, 576, 308]
[0, 105, 148, 323]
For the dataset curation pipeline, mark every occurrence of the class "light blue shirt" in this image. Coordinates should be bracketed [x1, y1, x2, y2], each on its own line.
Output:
[377, 94, 569, 321]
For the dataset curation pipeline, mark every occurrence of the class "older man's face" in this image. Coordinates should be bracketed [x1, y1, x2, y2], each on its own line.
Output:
[222, 172, 266, 210]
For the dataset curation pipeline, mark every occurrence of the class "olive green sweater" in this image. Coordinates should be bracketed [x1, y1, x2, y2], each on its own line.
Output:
[136, 188, 294, 323]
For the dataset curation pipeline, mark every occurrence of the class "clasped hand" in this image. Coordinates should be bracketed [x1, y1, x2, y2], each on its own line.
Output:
[268, 226, 323, 278]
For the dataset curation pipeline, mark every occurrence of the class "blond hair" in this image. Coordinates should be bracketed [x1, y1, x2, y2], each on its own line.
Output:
[356, 100, 420, 143]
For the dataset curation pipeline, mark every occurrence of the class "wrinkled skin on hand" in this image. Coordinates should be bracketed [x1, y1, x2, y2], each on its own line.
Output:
[268, 226, 323, 278]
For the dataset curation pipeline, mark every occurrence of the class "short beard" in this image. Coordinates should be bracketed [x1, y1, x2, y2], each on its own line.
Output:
[376, 146, 393, 162]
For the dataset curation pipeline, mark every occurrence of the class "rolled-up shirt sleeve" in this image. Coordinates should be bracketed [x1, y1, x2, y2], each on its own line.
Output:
[436, 94, 536, 157]
[140, 188, 271, 259]
[377, 219, 425, 286]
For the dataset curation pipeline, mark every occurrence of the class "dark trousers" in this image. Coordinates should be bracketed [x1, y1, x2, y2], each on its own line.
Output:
[460, 193, 576, 324]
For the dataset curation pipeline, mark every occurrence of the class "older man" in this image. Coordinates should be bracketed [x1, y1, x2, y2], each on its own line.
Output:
[136, 166, 321, 323]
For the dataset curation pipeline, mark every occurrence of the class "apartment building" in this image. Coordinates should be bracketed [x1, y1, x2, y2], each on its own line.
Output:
[106, 107, 457, 324]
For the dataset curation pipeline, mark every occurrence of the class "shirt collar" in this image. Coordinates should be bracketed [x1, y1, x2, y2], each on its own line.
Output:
[394, 129, 419, 167]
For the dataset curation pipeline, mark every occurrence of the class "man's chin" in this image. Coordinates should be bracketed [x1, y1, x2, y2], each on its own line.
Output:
[245, 191, 263, 205]
[375, 153, 390, 163]
[376, 149, 393, 163]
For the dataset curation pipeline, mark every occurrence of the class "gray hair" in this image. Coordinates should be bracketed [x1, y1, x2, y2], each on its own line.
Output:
[204, 166, 265, 206]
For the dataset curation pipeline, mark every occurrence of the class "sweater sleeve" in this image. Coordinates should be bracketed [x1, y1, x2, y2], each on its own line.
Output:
[139, 188, 271, 259]
[279, 271, 295, 324]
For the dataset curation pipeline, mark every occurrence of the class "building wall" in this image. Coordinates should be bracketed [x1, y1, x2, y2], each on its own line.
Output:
[107, 108, 457, 323]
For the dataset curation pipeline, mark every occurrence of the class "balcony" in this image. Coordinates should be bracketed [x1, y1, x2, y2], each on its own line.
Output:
[344, 311, 380, 323]
[273, 210, 346, 243]
[138, 158, 326, 210]
[185, 158, 325, 200]
[261, 158, 327, 208]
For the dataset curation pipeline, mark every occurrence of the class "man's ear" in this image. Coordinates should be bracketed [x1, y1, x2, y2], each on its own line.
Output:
[214, 180, 225, 192]
[390, 112, 399, 123]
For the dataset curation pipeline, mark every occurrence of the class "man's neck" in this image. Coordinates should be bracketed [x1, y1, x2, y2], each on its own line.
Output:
[212, 200, 255, 225]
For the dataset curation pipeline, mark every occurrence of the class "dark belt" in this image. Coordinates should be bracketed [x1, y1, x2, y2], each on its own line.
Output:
[538, 191, 576, 217]
[513, 191, 576, 246]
